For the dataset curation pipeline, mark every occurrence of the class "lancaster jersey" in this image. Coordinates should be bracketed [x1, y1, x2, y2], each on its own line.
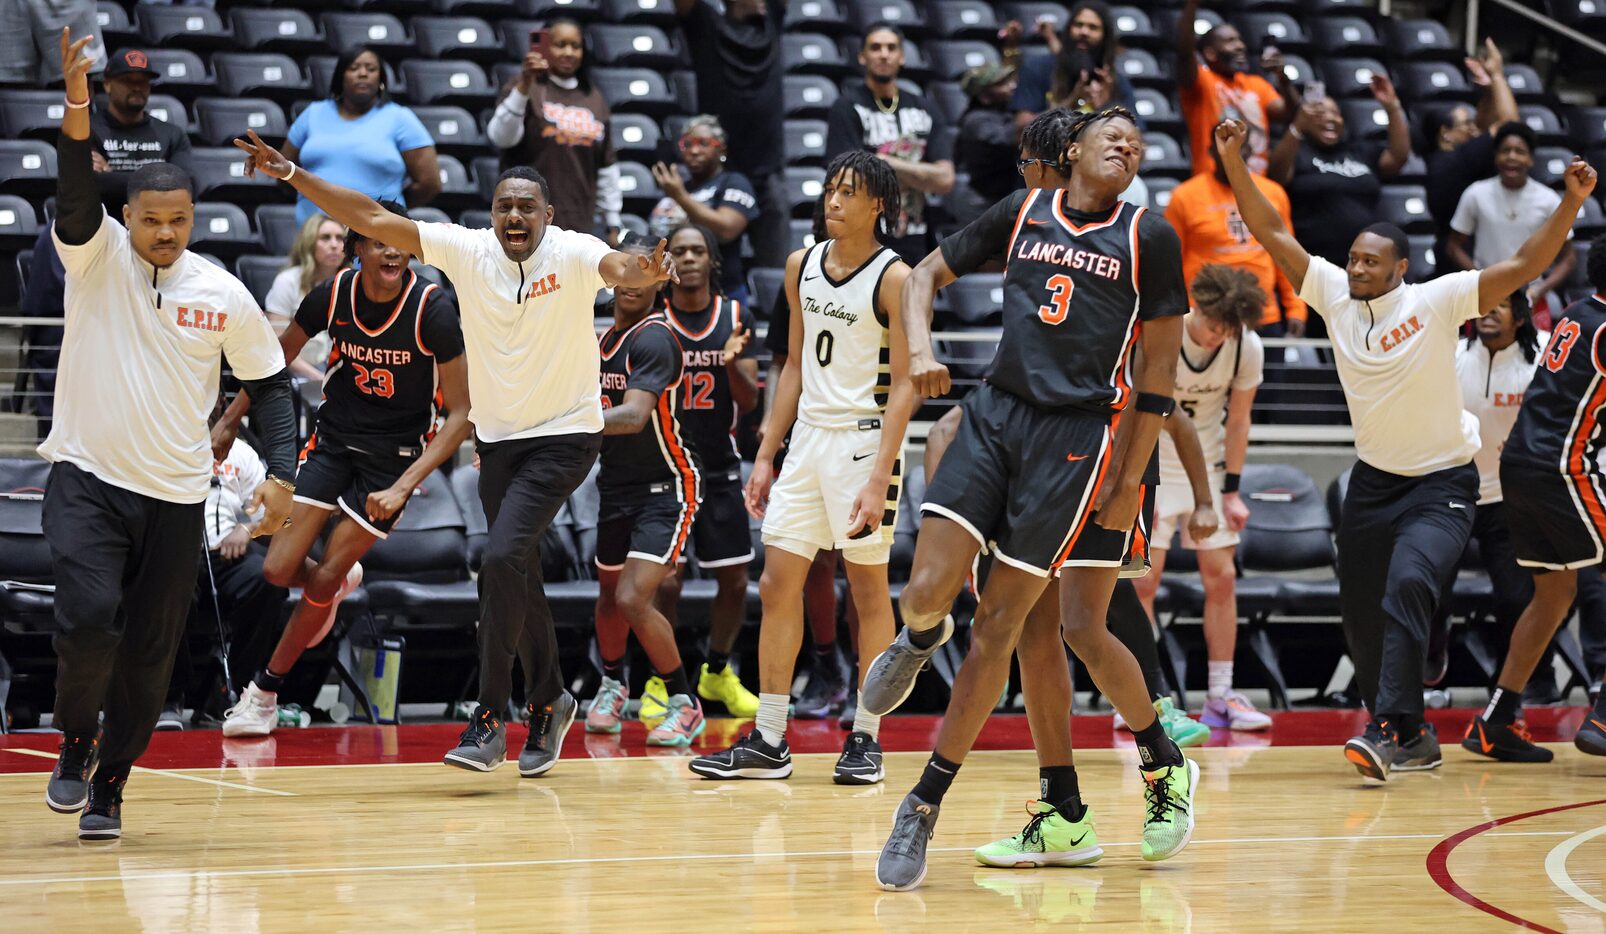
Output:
[663, 295, 758, 474]
[597, 313, 701, 499]
[794, 241, 901, 430]
[1504, 295, 1606, 478]
[295, 268, 463, 455]
[939, 188, 1188, 412]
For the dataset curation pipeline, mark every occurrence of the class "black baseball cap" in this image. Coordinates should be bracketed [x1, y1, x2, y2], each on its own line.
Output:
[105, 49, 160, 80]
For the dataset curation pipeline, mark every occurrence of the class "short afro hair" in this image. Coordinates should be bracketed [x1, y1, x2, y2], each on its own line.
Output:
[1491, 120, 1537, 154]
[126, 162, 194, 202]
[1358, 222, 1410, 264]
[495, 166, 552, 204]
[1190, 264, 1266, 332]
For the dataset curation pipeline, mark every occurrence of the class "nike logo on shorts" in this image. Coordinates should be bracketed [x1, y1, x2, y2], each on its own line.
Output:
[1066, 453, 1089, 462]
[852, 452, 875, 462]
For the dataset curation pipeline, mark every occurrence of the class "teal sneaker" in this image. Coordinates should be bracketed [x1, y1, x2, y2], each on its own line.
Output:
[1156, 697, 1211, 748]
[1140, 758, 1198, 861]
[975, 801, 1103, 868]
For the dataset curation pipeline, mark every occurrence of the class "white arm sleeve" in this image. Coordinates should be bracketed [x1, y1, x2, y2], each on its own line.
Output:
[486, 89, 530, 149]
[596, 163, 623, 230]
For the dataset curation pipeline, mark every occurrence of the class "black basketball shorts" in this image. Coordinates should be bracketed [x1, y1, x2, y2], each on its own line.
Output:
[294, 435, 415, 538]
[1502, 462, 1606, 571]
[687, 467, 755, 568]
[595, 482, 699, 570]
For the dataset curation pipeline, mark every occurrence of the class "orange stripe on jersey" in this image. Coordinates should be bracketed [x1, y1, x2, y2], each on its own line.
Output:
[414, 283, 439, 356]
[1053, 420, 1117, 568]
[655, 391, 701, 558]
[348, 270, 416, 338]
[1128, 205, 1145, 294]
[1050, 190, 1124, 237]
[1002, 189, 1041, 272]
[324, 270, 345, 328]
[664, 296, 724, 340]
[1565, 376, 1606, 537]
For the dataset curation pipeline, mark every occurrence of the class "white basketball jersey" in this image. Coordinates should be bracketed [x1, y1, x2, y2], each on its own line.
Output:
[1456, 334, 1545, 505]
[795, 241, 899, 430]
[1158, 318, 1264, 487]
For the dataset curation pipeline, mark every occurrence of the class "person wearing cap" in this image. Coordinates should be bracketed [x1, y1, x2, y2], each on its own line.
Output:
[949, 64, 1020, 229]
[90, 48, 192, 206]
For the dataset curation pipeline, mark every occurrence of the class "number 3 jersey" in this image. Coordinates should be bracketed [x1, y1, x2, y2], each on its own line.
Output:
[794, 240, 901, 429]
[294, 268, 464, 456]
[1504, 294, 1606, 478]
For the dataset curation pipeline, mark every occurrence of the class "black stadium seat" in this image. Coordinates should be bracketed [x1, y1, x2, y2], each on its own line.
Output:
[614, 161, 663, 215]
[471, 156, 501, 201]
[95, 1, 138, 51]
[785, 0, 853, 36]
[1115, 49, 1167, 89]
[234, 255, 284, 308]
[930, 0, 998, 40]
[1146, 176, 1179, 211]
[1317, 58, 1391, 100]
[1378, 184, 1432, 234]
[609, 113, 661, 162]
[1131, 87, 1182, 136]
[432, 155, 481, 211]
[188, 147, 285, 205]
[942, 272, 1005, 326]
[256, 204, 300, 257]
[748, 266, 787, 321]
[138, 4, 233, 52]
[1140, 131, 1190, 179]
[1002, 2, 1069, 36]
[399, 59, 495, 109]
[601, 0, 679, 27]
[230, 8, 325, 55]
[589, 24, 681, 70]
[191, 202, 261, 259]
[926, 40, 999, 82]
[194, 98, 289, 147]
[408, 206, 452, 225]
[783, 74, 840, 119]
[1307, 15, 1383, 57]
[1520, 104, 1568, 147]
[213, 53, 311, 105]
[1398, 61, 1473, 102]
[521, 0, 605, 21]
[927, 80, 967, 124]
[143, 95, 189, 133]
[0, 91, 70, 143]
[783, 167, 826, 218]
[410, 16, 502, 64]
[460, 209, 493, 230]
[409, 105, 486, 159]
[1533, 147, 1575, 189]
[1384, 19, 1457, 62]
[139, 49, 214, 101]
[0, 141, 56, 197]
[1405, 234, 1437, 283]
[1574, 108, 1606, 151]
[783, 119, 829, 167]
[321, 13, 414, 60]
[1109, 6, 1160, 48]
[1237, 13, 1309, 55]
[1339, 99, 1389, 142]
[846, 0, 927, 37]
[784, 33, 850, 77]
[0, 195, 39, 251]
[435, 0, 520, 16]
[592, 67, 678, 117]
[1503, 64, 1548, 104]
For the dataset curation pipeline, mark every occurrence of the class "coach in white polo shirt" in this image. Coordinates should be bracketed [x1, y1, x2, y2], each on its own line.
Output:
[1215, 119, 1596, 783]
[40, 30, 299, 842]
[234, 129, 676, 778]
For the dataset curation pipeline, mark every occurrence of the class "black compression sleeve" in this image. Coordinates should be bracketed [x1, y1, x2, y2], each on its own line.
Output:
[55, 134, 103, 246]
[237, 369, 298, 480]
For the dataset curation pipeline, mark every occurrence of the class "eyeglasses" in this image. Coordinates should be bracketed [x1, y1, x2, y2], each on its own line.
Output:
[679, 136, 722, 153]
[1016, 158, 1064, 176]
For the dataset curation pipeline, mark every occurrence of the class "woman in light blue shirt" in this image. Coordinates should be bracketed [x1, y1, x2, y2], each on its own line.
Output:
[283, 46, 440, 224]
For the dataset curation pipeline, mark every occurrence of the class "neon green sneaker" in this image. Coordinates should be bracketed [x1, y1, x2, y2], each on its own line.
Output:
[1156, 697, 1211, 748]
[638, 676, 670, 729]
[698, 663, 760, 718]
[974, 801, 1103, 868]
[1140, 758, 1198, 861]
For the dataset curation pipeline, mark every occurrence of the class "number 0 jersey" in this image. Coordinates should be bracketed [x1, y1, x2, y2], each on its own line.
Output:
[294, 268, 464, 456]
[1504, 295, 1606, 478]
[794, 240, 901, 430]
[663, 295, 758, 474]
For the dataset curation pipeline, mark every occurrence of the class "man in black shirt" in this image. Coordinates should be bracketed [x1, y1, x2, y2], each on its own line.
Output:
[1423, 39, 1519, 254]
[825, 23, 955, 265]
[89, 49, 191, 209]
[951, 64, 1020, 229]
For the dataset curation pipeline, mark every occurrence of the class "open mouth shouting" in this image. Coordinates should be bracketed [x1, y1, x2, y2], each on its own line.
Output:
[376, 257, 406, 285]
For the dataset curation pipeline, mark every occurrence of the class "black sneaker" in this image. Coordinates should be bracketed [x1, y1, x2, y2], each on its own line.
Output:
[688, 731, 792, 779]
[442, 705, 507, 772]
[155, 702, 185, 732]
[518, 692, 578, 777]
[1344, 719, 1399, 783]
[833, 731, 884, 785]
[46, 729, 99, 813]
[796, 653, 847, 720]
[1392, 723, 1442, 771]
[78, 773, 125, 840]
[1576, 709, 1606, 756]
[1461, 714, 1554, 763]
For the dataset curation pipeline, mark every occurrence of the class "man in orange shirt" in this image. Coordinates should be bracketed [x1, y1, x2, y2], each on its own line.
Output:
[1175, 0, 1296, 178]
[1167, 137, 1308, 336]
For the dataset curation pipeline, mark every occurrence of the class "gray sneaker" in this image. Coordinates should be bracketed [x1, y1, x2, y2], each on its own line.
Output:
[443, 706, 507, 772]
[1393, 723, 1442, 772]
[860, 616, 955, 717]
[78, 774, 124, 841]
[876, 793, 940, 891]
[1343, 719, 1399, 784]
[46, 730, 99, 813]
[519, 692, 578, 777]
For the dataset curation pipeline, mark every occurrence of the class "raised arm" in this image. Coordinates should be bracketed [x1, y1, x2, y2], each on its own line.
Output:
[1477, 159, 1597, 312]
[236, 130, 423, 258]
[1175, 0, 1201, 91]
[1372, 75, 1411, 179]
[1217, 120, 1310, 292]
[847, 262, 917, 537]
[1469, 38, 1518, 132]
[54, 29, 101, 246]
[883, 156, 957, 196]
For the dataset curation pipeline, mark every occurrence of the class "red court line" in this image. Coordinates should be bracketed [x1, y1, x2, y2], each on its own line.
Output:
[1425, 797, 1606, 933]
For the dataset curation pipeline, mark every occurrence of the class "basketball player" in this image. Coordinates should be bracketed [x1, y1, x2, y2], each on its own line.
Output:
[1131, 263, 1271, 731]
[234, 130, 674, 778]
[651, 224, 763, 720]
[44, 30, 297, 840]
[865, 107, 1197, 891]
[1215, 118, 1596, 781]
[213, 202, 469, 738]
[585, 237, 707, 746]
[1465, 232, 1606, 760]
[687, 150, 914, 784]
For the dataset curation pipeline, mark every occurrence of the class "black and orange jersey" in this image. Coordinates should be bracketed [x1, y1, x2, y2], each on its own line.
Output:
[597, 312, 702, 500]
[662, 295, 758, 474]
[938, 188, 1188, 413]
[1504, 294, 1606, 481]
[294, 268, 463, 456]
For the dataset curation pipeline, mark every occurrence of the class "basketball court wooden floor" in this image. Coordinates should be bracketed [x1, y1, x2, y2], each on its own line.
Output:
[2, 708, 1603, 932]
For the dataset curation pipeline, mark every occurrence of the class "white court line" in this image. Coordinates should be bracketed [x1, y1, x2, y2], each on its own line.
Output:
[2, 748, 296, 797]
[1544, 823, 1606, 913]
[0, 830, 1574, 888]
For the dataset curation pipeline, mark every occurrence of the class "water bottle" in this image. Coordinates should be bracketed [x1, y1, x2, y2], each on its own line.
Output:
[276, 704, 311, 728]
[1424, 689, 1450, 710]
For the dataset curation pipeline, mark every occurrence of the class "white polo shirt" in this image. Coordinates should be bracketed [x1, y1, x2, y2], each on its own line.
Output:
[417, 223, 612, 443]
[40, 212, 283, 504]
[1299, 256, 1483, 477]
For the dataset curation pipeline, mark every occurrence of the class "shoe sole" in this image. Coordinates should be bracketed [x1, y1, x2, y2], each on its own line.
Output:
[221, 720, 275, 739]
[833, 766, 885, 785]
[688, 762, 793, 780]
[153, 722, 184, 732]
[862, 621, 953, 718]
[700, 690, 761, 720]
[45, 789, 87, 814]
[1200, 715, 1273, 732]
[876, 862, 928, 892]
[646, 718, 707, 748]
[1344, 741, 1390, 783]
[1459, 738, 1554, 763]
[519, 703, 578, 777]
[443, 750, 506, 772]
[1391, 757, 1443, 772]
[975, 845, 1103, 868]
[1143, 758, 1199, 862]
[78, 827, 121, 841]
[584, 720, 623, 735]
[1576, 729, 1606, 756]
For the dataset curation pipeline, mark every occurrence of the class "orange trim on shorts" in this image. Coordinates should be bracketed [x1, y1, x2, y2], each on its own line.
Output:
[1052, 420, 1117, 568]
[1566, 378, 1606, 536]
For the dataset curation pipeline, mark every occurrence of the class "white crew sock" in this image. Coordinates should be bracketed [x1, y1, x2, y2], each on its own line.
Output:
[756, 693, 789, 746]
[853, 708, 881, 740]
[1207, 661, 1234, 700]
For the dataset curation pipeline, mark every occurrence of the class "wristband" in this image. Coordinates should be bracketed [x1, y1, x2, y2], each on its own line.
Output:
[1287, 126, 1304, 141]
[1222, 472, 1241, 494]
[1134, 392, 1174, 416]
[282, 162, 297, 182]
[65, 96, 89, 110]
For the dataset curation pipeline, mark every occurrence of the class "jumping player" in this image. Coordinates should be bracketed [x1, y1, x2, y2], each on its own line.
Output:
[585, 238, 706, 746]
[1465, 231, 1606, 760]
[214, 202, 470, 738]
[687, 150, 915, 784]
[863, 107, 1197, 891]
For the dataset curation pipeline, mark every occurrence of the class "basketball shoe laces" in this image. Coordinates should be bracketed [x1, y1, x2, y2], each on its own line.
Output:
[461, 709, 499, 745]
[1145, 771, 1181, 825]
[888, 804, 933, 857]
[58, 733, 94, 775]
[1018, 801, 1054, 846]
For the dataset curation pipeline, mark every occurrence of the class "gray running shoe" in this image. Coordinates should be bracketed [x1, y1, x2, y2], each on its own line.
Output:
[861, 616, 955, 717]
[1343, 719, 1399, 784]
[46, 730, 99, 814]
[1392, 723, 1442, 771]
[519, 692, 578, 777]
[443, 706, 507, 772]
[78, 774, 124, 841]
[877, 793, 940, 891]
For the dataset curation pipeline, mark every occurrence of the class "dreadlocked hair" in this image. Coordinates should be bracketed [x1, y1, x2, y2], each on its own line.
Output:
[1463, 289, 1542, 363]
[1191, 263, 1266, 332]
[665, 222, 726, 300]
[1068, 105, 1140, 146]
[1020, 108, 1080, 176]
[822, 150, 902, 244]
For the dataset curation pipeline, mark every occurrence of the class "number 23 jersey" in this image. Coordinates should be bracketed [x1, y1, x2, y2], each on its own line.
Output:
[794, 241, 901, 429]
[1504, 294, 1606, 476]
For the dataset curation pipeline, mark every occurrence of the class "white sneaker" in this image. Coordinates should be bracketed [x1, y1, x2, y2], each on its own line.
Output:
[305, 561, 363, 649]
[1201, 690, 1273, 731]
[222, 682, 279, 738]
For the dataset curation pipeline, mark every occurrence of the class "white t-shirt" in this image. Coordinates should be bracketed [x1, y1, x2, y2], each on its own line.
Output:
[416, 223, 613, 443]
[205, 437, 266, 549]
[1450, 177, 1569, 273]
[1158, 318, 1264, 488]
[40, 213, 284, 503]
[1299, 257, 1483, 476]
[1455, 334, 1545, 504]
[264, 266, 331, 371]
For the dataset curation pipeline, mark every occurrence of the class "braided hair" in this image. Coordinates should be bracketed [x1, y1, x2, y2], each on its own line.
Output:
[665, 222, 726, 302]
[1020, 108, 1080, 178]
[1191, 264, 1267, 332]
[821, 150, 902, 244]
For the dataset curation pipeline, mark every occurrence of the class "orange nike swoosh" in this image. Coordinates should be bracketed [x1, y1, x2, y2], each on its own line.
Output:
[1591, 717, 1606, 731]
[335, 319, 350, 325]
[1026, 218, 1050, 225]
[1067, 453, 1088, 462]
[1478, 724, 1494, 754]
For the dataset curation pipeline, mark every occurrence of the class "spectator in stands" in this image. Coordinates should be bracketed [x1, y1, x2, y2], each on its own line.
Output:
[282, 46, 440, 224]
[648, 116, 759, 305]
[677, 0, 788, 271]
[1010, 1, 1138, 130]
[264, 213, 346, 379]
[89, 49, 191, 209]
[825, 24, 955, 265]
[20, 227, 64, 441]
[0, 0, 102, 83]
[488, 19, 621, 243]
[1424, 40, 1521, 248]
[1175, 0, 1296, 178]
[1168, 136, 1306, 336]
[1271, 77, 1410, 275]
[1448, 122, 1576, 329]
[950, 64, 1019, 229]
